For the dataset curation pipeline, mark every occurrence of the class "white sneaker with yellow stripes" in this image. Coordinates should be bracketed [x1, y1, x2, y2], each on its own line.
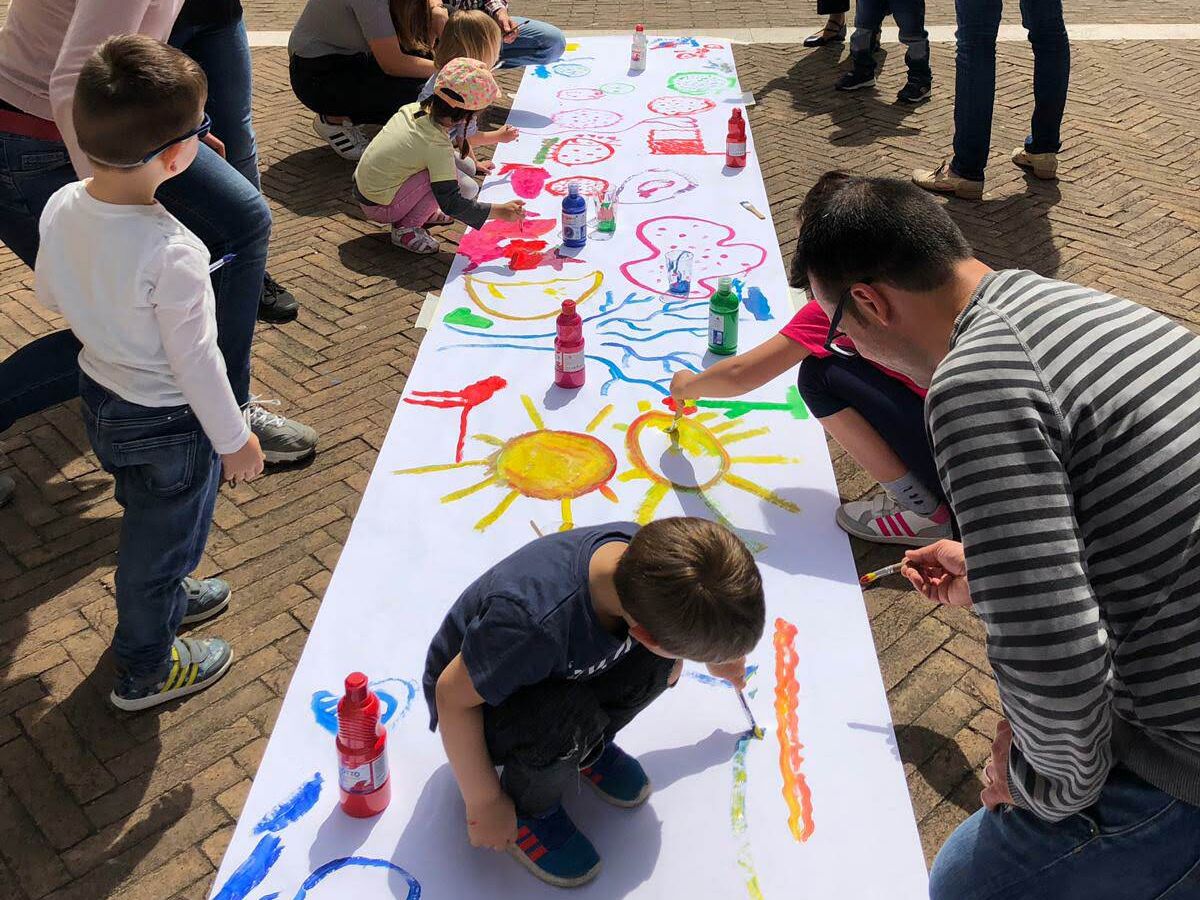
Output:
[110, 637, 233, 712]
[836, 493, 952, 547]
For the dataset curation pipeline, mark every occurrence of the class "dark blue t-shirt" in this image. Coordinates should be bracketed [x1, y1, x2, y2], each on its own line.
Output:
[423, 522, 639, 729]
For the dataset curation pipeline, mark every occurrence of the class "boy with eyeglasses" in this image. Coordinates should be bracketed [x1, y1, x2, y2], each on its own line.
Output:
[33, 34, 264, 711]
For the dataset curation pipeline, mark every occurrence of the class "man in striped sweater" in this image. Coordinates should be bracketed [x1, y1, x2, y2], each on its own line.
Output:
[794, 172, 1200, 897]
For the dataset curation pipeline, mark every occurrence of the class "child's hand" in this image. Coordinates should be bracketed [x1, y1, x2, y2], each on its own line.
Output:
[493, 200, 526, 222]
[494, 125, 520, 143]
[221, 433, 265, 487]
[476, 158, 495, 175]
[670, 371, 697, 406]
[466, 792, 517, 850]
[706, 658, 748, 690]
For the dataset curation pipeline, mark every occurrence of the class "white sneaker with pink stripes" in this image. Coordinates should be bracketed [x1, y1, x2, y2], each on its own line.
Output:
[836, 493, 952, 547]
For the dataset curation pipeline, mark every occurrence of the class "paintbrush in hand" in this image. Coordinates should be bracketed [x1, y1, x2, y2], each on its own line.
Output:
[737, 689, 764, 740]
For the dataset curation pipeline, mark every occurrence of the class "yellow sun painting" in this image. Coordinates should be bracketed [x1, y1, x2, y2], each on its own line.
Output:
[615, 402, 801, 533]
[392, 396, 619, 531]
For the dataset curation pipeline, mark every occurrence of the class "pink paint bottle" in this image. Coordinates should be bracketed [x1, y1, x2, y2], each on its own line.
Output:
[554, 300, 586, 389]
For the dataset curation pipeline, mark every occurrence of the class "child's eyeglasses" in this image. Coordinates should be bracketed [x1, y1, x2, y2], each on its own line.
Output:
[89, 113, 212, 169]
[823, 284, 860, 358]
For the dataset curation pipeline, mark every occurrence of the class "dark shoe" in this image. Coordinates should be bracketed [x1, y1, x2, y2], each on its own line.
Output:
[508, 806, 601, 888]
[110, 637, 233, 711]
[259, 272, 299, 324]
[803, 23, 847, 47]
[0, 474, 13, 507]
[580, 743, 652, 808]
[835, 68, 876, 91]
[181, 576, 231, 625]
[897, 80, 932, 104]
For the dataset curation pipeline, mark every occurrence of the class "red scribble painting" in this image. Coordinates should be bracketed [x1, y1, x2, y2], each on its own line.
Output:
[647, 96, 716, 116]
[544, 175, 610, 199]
[403, 376, 508, 463]
[550, 136, 616, 166]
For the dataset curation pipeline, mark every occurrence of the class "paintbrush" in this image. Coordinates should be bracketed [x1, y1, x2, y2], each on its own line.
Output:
[859, 560, 905, 586]
[737, 689, 764, 740]
[530, 520, 544, 538]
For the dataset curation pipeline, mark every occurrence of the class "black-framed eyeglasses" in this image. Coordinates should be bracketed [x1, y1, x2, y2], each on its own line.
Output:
[823, 285, 859, 358]
[91, 113, 212, 169]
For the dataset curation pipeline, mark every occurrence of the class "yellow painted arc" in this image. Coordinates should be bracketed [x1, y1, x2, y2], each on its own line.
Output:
[464, 270, 604, 322]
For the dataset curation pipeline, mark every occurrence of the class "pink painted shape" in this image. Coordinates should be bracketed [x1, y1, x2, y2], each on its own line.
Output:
[557, 87, 603, 101]
[498, 164, 551, 198]
[619, 215, 767, 299]
[458, 216, 557, 271]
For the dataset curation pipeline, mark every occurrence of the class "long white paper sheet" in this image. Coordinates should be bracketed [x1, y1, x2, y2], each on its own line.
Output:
[211, 36, 928, 900]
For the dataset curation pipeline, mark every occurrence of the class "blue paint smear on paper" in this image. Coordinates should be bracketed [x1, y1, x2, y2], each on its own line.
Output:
[685, 664, 759, 687]
[293, 857, 421, 900]
[310, 677, 416, 734]
[254, 772, 323, 834]
[533, 65, 550, 78]
[259, 895, 280, 900]
[212, 834, 282, 900]
[732, 278, 773, 321]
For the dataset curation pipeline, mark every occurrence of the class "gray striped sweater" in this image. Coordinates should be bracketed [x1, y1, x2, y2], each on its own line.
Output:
[927, 269, 1200, 821]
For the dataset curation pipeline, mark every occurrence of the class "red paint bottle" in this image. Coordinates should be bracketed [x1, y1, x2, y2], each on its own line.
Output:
[554, 299, 586, 389]
[336, 672, 391, 818]
[726, 108, 747, 168]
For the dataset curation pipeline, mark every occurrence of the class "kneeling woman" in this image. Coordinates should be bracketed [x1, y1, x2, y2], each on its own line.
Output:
[289, 0, 447, 159]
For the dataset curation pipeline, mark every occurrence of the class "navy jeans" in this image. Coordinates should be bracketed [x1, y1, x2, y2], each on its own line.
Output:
[950, 0, 1070, 181]
[498, 17, 567, 69]
[796, 354, 943, 503]
[80, 375, 220, 679]
[850, 0, 930, 84]
[930, 766, 1200, 899]
[170, 14, 260, 190]
[0, 135, 269, 432]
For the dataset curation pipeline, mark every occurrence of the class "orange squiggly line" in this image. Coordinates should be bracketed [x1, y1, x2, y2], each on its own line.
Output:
[774, 617, 814, 842]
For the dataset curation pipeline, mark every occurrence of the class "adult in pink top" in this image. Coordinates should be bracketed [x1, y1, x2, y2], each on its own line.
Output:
[0, 0, 317, 468]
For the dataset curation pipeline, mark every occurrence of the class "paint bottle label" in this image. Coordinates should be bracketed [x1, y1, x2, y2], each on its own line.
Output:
[556, 350, 585, 373]
[562, 211, 587, 245]
[727, 141, 746, 157]
[339, 750, 389, 794]
[709, 313, 725, 347]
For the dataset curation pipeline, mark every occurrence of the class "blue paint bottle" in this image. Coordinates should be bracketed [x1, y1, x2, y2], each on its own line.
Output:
[561, 181, 587, 249]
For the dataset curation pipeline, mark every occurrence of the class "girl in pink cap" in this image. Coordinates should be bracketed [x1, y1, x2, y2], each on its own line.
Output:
[353, 57, 524, 254]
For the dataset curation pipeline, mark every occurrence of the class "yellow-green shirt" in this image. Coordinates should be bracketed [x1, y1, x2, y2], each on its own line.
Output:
[354, 102, 458, 205]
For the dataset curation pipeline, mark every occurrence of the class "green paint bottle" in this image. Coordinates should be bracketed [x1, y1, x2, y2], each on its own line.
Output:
[708, 276, 739, 355]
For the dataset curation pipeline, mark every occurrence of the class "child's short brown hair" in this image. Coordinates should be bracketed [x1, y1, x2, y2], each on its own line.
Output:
[615, 517, 765, 662]
[73, 34, 207, 168]
[435, 10, 502, 69]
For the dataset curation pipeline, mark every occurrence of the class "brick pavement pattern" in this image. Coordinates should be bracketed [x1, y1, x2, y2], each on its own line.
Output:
[1, 14, 1199, 899]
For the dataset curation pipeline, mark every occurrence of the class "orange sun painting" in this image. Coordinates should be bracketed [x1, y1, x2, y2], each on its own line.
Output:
[614, 401, 800, 536]
[392, 396, 619, 531]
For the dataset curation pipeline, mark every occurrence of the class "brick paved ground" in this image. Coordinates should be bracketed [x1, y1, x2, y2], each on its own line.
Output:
[1, 8, 1199, 897]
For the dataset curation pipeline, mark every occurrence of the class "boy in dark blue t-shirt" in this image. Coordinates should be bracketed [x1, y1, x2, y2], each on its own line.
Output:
[425, 517, 765, 888]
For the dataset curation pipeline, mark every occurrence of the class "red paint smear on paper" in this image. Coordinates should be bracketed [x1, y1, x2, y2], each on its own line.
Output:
[550, 136, 616, 166]
[403, 376, 507, 462]
[773, 616, 814, 842]
[458, 216, 579, 273]
[545, 176, 610, 199]
[619, 215, 767, 299]
[498, 164, 551, 199]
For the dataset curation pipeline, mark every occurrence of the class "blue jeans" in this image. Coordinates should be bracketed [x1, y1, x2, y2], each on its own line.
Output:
[499, 17, 567, 68]
[950, 0, 1069, 181]
[930, 766, 1200, 900]
[0, 135, 268, 431]
[169, 14, 260, 190]
[79, 375, 220, 679]
[849, 0, 929, 82]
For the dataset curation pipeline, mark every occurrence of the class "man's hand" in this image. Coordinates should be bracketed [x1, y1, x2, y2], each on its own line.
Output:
[221, 433, 264, 487]
[496, 10, 520, 43]
[902, 539, 972, 608]
[981, 719, 1016, 810]
[466, 791, 517, 850]
[706, 658, 748, 690]
[201, 132, 226, 159]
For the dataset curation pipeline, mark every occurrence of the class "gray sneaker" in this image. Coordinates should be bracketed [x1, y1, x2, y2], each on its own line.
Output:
[110, 636, 233, 711]
[181, 576, 231, 624]
[244, 397, 318, 463]
[0, 473, 13, 507]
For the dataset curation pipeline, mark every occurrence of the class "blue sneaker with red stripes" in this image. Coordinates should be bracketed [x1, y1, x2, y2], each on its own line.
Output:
[580, 743, 652, 808]
[110, 636, 233, 712]
[508, 806, 601, 888]
[836, 493, 952, 547]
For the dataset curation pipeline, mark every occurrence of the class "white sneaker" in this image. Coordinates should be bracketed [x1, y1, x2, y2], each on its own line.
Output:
[244, 397, 318, 463]
[836, 493, 951, 547]
[312, 115, 369, 161]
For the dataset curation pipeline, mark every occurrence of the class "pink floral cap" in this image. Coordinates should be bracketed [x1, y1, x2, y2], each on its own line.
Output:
[434, 58, 501, 111]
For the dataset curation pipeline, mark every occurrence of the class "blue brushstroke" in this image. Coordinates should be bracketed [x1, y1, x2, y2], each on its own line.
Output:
[744, 287, 773, 321]
[293, 857, 421, 900]
[599, 290, 618, 313]
[212, 834, 282, 900]
[310, 678, 416, 735]
[532, 65, 550, 78]
[685, 664, 760, 688]
[600, 341, 702, 374]
[259, 895, 280, 900]
[254, 773, 323, 834]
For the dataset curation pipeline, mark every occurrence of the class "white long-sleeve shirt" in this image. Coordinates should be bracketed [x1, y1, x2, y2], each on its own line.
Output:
[35, 182, 249, 455]
[0, 0, 184, 178]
